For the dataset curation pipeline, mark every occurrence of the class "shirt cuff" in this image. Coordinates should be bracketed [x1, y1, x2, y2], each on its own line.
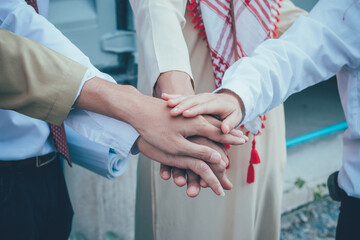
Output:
[215, 58, 259, 125]
[65, 109, 140, 161]
[73, 69, 96, 104]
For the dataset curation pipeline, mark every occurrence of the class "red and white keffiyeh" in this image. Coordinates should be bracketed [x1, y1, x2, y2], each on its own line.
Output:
[188, 0, 281, 183]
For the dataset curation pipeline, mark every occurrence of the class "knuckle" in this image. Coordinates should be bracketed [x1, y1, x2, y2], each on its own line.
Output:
[210, 182, 221, 191]
[195, 115, 207, 125]
[196, 147, 208, 159]
[212, 163, 225, 176]
[172, 139, 184, 155]
[196, 162, 210, 175]
[163, 153, 174, 165]
[219, 161, 226, 172]
[173, 148, 182, 155]
[223, 157, 229, 166]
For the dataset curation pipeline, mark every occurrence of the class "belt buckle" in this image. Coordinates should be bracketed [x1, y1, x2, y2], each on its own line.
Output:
[35, 153, 56, 168]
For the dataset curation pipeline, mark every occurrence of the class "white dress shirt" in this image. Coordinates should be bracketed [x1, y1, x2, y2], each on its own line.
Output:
[218, 0, 360, 197]
[0, 0, 139, 167]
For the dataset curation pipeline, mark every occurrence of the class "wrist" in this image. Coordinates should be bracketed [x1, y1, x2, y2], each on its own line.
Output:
[113, 84, 145, 126]
[154, 71, 195, 97]
[75, 76, 144, 124]
[218, 88, 246, 122]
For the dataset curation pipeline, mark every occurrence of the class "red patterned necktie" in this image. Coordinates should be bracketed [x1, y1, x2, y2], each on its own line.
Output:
[25, 0, 39, 13]
[49, 124, 72, 167]
[25, 0, 72, 166]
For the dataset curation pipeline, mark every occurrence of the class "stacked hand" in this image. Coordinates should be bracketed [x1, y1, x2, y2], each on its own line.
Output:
[139, 71, 247, 197]
[77, 73, 246, 197]
[133, 96, 247, 196]
[163, 89, 244, 134]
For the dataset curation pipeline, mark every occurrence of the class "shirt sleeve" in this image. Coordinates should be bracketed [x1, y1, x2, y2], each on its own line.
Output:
[129, 0, 194, 95]
[217, 0, 360, 124]
[0, 0, 140, 156]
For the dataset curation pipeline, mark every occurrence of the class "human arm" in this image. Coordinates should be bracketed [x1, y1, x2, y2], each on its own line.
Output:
[0, 28, 86, 125]
[0, 1, 246, 195]
[0, 28, 229, 189]
[74, 77, 247, 195]
[130, 0, 250, 195]
[0, 24, 238, 178]
[129, 0, 194, 95]
[163, 0, 360, 130]
[219, 0, 360, 124]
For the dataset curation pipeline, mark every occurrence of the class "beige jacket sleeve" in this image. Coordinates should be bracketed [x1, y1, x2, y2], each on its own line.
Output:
[0, 29, 87, 125]
[130, 0, 193, 95]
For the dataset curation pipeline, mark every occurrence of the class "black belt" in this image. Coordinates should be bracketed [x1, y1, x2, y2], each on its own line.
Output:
[0, 152, 58, 168]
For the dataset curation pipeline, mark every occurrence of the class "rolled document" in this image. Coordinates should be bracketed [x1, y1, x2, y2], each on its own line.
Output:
[65, 125, 129, 179]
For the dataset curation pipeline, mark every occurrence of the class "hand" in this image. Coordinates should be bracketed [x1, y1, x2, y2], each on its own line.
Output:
[129, 96, 247, 163]
[159, 136, 233, 197]
[162, 89, 245, 134]
[158, 115, 245, 197]
[137, 136, 226, 196]
[152, 72, 242, 197]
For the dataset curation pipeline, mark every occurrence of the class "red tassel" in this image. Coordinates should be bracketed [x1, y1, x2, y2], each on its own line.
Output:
[247, 163, 255, 183]
[251, 149, 261, 164]
[250, 139, 261, 164]
[187, 3, 197, 11]
[224, 144, 230, 150]
[226, 155, 230, 170]
[261, 122, 265, 129]
[272, 30, 279, 38]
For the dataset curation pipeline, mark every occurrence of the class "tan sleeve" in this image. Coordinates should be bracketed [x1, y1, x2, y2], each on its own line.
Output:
[0, 29, 87, 125]
[276, 0, 308, 37]
[129, 0, 193, 95]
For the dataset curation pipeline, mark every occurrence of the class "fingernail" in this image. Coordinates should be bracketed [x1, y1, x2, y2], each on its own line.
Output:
[226, 179, 233, 189]
[224, 124, 230, 133]
[162, 170, 170, 177]
[218, 186, 225, 197]
[172, 108, 179, 112]
[188, 186, 197, 194]
[184, 109, 191, 114]
[210, 152, 221, 162]
[176, 175, 185, 181]
[239, 138, 246, 144]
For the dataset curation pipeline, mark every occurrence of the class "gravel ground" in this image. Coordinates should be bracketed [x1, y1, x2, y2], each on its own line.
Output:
[281, 196, 340, 240]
